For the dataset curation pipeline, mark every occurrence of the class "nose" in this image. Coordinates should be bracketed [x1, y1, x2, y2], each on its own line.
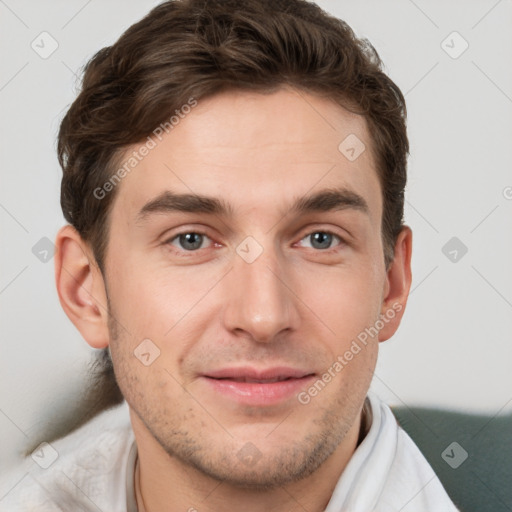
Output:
[221, 239, 300, 343]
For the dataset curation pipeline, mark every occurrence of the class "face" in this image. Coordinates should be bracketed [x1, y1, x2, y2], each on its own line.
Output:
[103, 88, 391, 487]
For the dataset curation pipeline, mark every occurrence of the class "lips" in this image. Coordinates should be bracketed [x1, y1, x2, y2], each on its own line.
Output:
[200, 366, 316, 406]
[227, 376, 292, 383]
[204, 366, 312, 381]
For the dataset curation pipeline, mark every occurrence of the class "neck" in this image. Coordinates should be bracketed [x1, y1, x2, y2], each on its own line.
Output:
[132, 404, 368, 512]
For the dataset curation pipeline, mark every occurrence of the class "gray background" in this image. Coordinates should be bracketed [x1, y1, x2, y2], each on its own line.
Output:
[1, 0, 511, 488]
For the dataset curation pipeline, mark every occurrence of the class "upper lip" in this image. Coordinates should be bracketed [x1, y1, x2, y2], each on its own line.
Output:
[203, 366, 315, 382]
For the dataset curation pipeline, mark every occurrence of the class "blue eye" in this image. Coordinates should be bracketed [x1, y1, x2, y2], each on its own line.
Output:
[165, 230, 344, 255]
[301, 231, 342, 250]
[169, 232, 209, 251]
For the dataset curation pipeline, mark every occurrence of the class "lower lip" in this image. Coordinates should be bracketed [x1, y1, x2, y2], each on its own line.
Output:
[201, 376, 316, 406]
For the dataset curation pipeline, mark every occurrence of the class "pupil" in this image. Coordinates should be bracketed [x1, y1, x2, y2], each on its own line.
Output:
[312, 232, 331, 249]
[180, 233, 202, 250]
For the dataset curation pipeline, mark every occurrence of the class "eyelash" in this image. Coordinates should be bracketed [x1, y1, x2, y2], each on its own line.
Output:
[164, 229, 346, 255]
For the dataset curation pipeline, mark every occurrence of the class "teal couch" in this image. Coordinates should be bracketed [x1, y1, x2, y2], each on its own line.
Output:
[391, 405, 512, 512]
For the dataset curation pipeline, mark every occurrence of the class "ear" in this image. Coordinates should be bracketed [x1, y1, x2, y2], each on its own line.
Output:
[54, 225, 110, 349]
[378, 226, 413, 342]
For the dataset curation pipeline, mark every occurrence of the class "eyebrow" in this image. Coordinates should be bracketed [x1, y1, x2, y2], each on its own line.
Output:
[135, 187, 369, 223]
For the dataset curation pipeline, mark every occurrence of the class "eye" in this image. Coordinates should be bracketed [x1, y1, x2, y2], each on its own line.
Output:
[167, 232, 212, 252]
[298, 231, 344, 251]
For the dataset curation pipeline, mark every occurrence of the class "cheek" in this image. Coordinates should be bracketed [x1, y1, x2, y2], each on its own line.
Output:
[299, 262, 384, 340]
[107, 256, 197, 337]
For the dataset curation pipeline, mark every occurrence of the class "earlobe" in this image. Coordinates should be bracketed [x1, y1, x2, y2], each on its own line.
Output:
[378, 226, 413, 342]
[54, 225, 110, 349]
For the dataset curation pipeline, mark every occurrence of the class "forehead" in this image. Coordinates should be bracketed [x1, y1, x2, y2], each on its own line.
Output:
[111, 88, 381, 225]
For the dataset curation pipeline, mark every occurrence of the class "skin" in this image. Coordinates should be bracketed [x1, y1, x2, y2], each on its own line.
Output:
[55, 87, 412, 512]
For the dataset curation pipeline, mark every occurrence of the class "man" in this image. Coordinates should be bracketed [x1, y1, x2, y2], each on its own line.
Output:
[2, 0, 460, 510]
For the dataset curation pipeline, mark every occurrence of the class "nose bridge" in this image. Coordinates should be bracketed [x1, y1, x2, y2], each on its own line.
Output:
[222, 235, 297, 342]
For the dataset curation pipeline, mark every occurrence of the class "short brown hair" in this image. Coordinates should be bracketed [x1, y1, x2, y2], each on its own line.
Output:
[58, 0, 408, 273]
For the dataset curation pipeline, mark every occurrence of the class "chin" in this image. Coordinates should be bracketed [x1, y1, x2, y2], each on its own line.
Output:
[164, 431, 343, 489]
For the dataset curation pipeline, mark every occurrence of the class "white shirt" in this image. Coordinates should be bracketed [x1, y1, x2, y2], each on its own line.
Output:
[0, 393, 459, 511]
[325, 393, 460, 511]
